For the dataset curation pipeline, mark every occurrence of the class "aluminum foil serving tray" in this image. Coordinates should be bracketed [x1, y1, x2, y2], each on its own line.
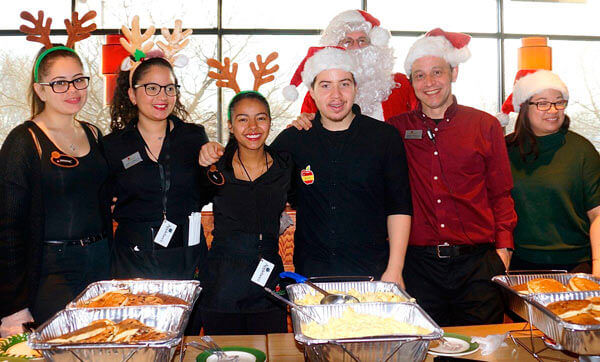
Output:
[529, 290, 600, 355]
[66, 279, 201, 310]
[28, 305, 189, 362]
[286, 280, 412, 304]
[291, 302, 442, 362]
[492, 273, 600, 321]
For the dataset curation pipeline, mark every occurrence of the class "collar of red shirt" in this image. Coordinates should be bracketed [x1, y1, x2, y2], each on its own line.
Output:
[415, 95, 458, 122]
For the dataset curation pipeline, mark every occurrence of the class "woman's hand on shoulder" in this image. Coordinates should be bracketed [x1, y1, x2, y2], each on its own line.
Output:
[199, 142, 225, 167]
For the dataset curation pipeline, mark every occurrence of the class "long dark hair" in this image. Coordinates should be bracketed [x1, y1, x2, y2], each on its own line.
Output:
[505, 100, 570, 162]
[29, 45, 84, 119]
[223, 91, 271, 161]
[109, 57, 189, 131]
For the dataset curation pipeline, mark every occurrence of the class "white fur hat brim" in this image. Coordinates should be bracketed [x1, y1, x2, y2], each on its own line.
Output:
[512, 70, 569, 112]
[404, 35, 471, 75]
[301, 47, 358, 88]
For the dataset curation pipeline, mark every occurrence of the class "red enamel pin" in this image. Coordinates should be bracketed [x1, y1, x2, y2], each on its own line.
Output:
[301, 165, 314, 185]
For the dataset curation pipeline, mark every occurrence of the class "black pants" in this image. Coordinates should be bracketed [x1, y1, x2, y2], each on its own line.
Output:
[403, 246, 506, 327]
[33, 239, 110, 324]
[201, 307, 287, 335]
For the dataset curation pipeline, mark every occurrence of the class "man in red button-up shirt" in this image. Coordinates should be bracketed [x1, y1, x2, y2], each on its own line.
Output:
[388, 29, 517, 326]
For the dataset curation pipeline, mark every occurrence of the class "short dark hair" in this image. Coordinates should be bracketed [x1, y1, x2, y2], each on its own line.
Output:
[310, 71, 356, 89]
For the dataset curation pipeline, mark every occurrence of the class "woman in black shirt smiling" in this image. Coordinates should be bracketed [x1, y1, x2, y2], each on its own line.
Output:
[199, 91, 291, 335]
[104, 33, 210, 282]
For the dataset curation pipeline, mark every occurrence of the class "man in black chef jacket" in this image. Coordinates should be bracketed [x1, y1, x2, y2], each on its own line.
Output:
[199, 46, 412, 287]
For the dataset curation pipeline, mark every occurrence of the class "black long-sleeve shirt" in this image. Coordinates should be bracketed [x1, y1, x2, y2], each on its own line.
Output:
[103, 116, 210, 225]
[270, 105, 412, 278]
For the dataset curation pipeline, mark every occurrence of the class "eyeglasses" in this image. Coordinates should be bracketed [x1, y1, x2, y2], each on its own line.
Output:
[528, 100, 568, 111]
[134, 83, 180, 97]
[338, 36, 371, 49]
[38, 76, 90, 93]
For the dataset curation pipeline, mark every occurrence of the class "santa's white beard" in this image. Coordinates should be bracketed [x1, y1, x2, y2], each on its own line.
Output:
[350, 45, 397, 118]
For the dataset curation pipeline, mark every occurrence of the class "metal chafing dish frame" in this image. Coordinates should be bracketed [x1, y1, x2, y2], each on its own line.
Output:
[290, 301, 443, 362]
[493, 271, 600, 361]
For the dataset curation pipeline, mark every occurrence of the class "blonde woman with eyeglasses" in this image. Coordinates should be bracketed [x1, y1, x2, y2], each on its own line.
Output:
[503, 70, 600, 275]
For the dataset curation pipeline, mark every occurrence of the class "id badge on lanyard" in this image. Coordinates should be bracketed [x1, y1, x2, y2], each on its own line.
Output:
[140, 123, 176, 247]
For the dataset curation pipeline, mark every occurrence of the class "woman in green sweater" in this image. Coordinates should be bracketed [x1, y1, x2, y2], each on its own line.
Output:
[502, 70, 600, 275]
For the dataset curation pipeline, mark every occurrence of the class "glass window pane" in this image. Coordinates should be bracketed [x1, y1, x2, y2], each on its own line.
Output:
[221, 35, 319, 141]
[392, 36, 499, 115]
[504, 1, 600, 36]
[370, 0, 497, 33]
[504, 38, 600, 149]
[1, 2, 71, 30]
[77, 0, 216, 29]
[223, 1, 360, 29]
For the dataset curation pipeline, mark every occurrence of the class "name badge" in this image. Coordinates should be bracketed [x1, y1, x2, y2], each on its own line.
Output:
[405, 130, 423, 140]
[122, 151, 143, 169]
[251, 258, 275, 287]
[153, 219, 177, 247]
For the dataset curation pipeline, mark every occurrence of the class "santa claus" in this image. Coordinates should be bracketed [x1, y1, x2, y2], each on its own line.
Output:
[283, 9, 417, 122]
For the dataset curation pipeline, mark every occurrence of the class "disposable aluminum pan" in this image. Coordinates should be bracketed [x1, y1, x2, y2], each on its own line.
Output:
[527, 290, 600, 355]
[66, 279, 201, 310]
[492, 273, 600, 321]
[286, 281, 412, 305]
[28, 305, 189, 362]
[291, 302, 443, 362]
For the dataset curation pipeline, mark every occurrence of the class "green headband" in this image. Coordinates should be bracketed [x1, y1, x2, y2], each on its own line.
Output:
[227, 90, 267, 121]
[34, 46, 77, 82]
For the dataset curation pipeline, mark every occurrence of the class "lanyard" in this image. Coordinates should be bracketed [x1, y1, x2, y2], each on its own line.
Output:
[138, 122, 171, 220]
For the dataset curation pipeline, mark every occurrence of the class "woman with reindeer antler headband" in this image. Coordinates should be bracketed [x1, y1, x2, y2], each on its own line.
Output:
[104, 17, 210, 296]
[0, 10, 111, 336]
[196, 52, 292, 335]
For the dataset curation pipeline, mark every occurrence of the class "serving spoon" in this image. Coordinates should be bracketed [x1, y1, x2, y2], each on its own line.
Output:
[280, 272, 360, 304]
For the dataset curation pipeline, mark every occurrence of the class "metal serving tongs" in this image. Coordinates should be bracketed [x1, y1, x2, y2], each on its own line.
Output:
[264, 287, 327, 325]
[280, 272, 360, 304]
[179, 336, 239, 362]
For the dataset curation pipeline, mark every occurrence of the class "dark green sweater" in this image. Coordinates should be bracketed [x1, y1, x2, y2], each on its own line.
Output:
[508, 130, 600, 264]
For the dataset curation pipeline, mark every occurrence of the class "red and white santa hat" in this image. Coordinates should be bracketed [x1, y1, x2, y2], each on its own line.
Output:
[282, 46, 358, 102]
[497, 69, 569, 126]
[404, 28, 471, 75]
[319, 9, 391, 48]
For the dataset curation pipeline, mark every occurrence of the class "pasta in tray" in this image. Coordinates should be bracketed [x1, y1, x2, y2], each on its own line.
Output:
[295, 288, 408, 305]
[301, 308, 431, 339]
[76, 288, 187, 307]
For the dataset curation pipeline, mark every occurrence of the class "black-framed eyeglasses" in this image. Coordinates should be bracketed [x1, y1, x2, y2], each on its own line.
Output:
[528, 100, 568, 111]
[134, 83, 180, 97]
[38, 76, 90, 93]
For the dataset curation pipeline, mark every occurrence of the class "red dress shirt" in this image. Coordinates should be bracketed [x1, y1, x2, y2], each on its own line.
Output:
[388, 97, 516, 249]
[301, 73, 418, 121]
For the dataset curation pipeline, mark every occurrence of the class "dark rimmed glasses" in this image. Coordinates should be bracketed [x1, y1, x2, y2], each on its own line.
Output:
[38, 76, 90, 93]
[134, 83, 180, 97]
[528, 100, 568, 111]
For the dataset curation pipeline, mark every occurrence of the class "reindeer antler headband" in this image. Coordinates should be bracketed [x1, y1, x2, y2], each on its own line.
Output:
[20, 10, 97, 82]
[206, 52, 279, 119]
[120, 17, 192, 87]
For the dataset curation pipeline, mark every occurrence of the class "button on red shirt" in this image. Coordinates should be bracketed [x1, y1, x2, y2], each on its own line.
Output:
[388, 97, 516, 249]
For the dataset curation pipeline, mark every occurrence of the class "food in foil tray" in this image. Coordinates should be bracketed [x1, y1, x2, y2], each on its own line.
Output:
[546, 296, 600, 325]
[76, 288, 186, 307]
[47, 319, 168, 344]
[295, 288, 408, 305]
[301, 308, 431, 339]
[512, 276, 600, 295]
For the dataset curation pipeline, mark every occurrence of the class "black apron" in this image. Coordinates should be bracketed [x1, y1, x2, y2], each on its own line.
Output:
[199, 231, 284, 313]
[111, 219, 207, 280]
